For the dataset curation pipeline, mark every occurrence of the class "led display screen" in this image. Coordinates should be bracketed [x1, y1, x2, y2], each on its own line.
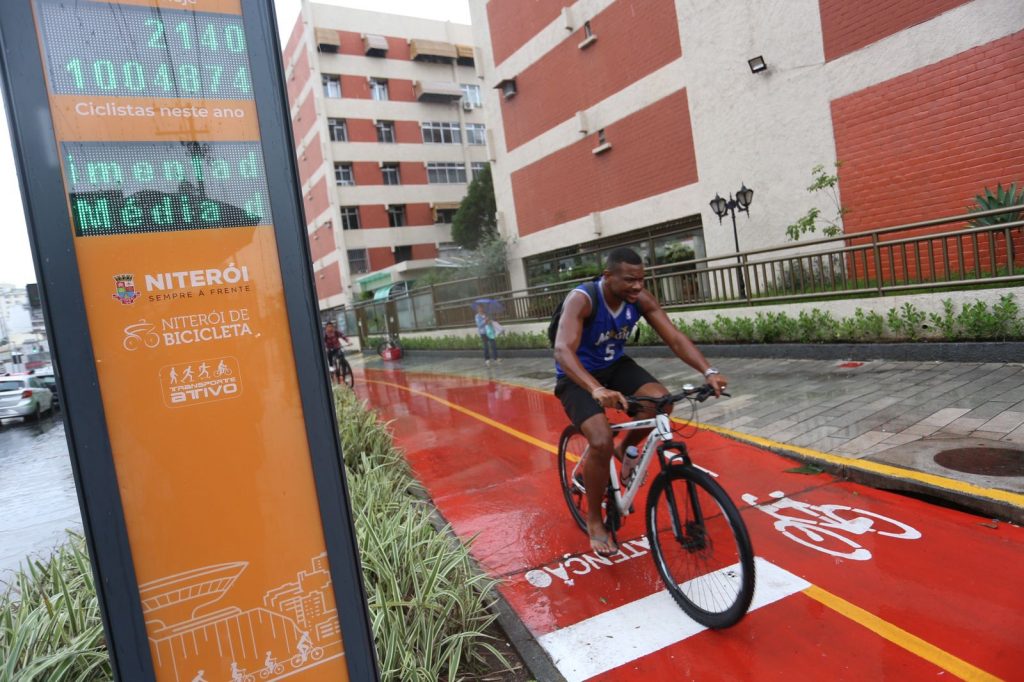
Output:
[63, 140, 271, 236]
[35, 0, 253, 100]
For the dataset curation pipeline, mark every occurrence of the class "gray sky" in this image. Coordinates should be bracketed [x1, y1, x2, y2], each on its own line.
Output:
[0, 0, 471, 286]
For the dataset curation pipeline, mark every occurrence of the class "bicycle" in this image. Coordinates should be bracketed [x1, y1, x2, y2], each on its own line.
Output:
[557, 383, 756, 628]
[328, 348, 354, 388]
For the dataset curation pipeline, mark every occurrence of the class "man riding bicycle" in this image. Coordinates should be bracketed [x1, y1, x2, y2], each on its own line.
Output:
[553, 247, 727, 556]
[324, 321, 352, 378]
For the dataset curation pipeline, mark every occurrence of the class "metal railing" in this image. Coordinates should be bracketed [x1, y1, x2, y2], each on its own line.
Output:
[353, 205, 1023, 333]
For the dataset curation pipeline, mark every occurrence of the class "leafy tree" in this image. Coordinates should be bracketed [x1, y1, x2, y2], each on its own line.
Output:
[786, 162, 849, 240]
[451, 164, 497, 249]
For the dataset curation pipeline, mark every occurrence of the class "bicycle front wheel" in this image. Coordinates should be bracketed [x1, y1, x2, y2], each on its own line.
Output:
[646, 466, 755, 628]
[342, 362, 355, 388]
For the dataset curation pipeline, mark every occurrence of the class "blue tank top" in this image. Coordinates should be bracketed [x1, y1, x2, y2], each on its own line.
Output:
[555, 279, 640, 378]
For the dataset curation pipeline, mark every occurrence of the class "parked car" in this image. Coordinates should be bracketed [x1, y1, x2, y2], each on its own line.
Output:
[33, 367, 59, 408]
[0, 374, 53, 421]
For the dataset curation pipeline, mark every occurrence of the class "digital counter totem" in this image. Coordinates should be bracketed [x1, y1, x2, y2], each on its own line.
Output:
[8, 1, 367, 679]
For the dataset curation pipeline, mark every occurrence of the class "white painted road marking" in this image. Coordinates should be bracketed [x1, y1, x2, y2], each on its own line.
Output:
[535, 558, 809, 682]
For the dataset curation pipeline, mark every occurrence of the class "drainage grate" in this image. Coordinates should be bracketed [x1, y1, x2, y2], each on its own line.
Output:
[519, 371, 553, 380]
[933, 447, 1024, 477]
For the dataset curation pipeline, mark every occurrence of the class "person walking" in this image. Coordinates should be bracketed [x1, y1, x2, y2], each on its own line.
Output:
[475, 303, 499, 366]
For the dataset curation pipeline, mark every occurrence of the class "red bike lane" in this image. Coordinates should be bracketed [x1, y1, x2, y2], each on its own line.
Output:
[357, 368, 1022, 681]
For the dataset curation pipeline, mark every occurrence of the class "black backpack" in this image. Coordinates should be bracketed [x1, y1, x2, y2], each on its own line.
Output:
[547, 280, 641, 347]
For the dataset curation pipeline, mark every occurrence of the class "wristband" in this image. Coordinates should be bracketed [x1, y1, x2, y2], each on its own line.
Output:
[703, 367, 720, 377]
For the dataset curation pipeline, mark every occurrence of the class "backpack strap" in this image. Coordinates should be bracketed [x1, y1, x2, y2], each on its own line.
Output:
[580, 280, 600, 328]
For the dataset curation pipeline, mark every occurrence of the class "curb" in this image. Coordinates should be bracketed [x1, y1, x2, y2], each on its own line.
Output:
[389, 341, 1024, 363]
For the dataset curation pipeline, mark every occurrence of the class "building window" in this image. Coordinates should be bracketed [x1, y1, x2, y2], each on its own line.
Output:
[387, 204, 407, 227]
[427, 162, 467, 184]
[435, 208, 458, 223]
[334, 163, 354, 186]
[465, 123, 486, 145]
[421, 121, 461, 144]
[471, 162, 488, 180]
[322, 75, 341, 98]
[375, 120, 396, 143]
[460, 83, 481, 108]
[340, 206, 361, 230]
[328, 118, 348, 142]
[348, 249, 369, 274]
[381, 163, 401, 185]
[369, 78, 389, 101]
[394, 245, 413, 263]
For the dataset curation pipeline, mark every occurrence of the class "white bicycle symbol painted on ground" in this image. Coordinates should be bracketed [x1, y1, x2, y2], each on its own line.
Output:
[742, 490, 921, 560]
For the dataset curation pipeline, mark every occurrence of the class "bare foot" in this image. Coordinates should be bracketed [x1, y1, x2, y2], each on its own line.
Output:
[587, 522, 618, 557]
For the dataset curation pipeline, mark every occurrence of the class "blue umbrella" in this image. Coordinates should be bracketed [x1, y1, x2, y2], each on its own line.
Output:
[472, 298, 504, 315]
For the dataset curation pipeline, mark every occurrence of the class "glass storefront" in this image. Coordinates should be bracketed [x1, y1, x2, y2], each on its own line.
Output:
[524, 215, 704, 286]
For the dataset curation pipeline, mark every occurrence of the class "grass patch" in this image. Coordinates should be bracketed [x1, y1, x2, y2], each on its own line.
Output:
[0, 535, 110, 681]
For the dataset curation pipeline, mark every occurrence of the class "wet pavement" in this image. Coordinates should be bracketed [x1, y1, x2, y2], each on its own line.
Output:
[354, 361, 1024, 681]
[369, 353, 1024, 522]
[0, 411, 82, 581]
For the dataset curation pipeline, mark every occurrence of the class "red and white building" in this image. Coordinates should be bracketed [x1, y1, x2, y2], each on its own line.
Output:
[469, 0, 1024, 289]
[283, 2, 487, 310]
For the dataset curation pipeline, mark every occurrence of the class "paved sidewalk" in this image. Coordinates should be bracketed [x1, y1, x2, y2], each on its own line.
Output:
[363, 352, 1024, 522]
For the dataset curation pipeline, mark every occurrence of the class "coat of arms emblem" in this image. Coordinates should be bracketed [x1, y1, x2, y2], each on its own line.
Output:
[112, 274, 139, 305]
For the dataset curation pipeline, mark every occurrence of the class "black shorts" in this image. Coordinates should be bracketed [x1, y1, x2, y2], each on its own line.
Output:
[555, 355, 659, 428]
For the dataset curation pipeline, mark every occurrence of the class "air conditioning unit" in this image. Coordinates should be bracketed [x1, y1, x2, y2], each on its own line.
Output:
[462, 100, 474, 112]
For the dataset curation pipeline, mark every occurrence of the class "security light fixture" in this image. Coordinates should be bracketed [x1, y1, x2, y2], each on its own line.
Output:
[748, 56, 767, 74]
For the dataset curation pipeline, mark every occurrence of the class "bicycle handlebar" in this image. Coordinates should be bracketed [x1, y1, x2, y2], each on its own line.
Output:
[624, 384, 729, 416]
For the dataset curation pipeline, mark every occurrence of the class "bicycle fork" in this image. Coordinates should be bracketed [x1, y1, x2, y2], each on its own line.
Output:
[657, 441, 708, 551]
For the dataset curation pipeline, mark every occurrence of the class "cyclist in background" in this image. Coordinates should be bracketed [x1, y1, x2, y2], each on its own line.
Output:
[553, 247, 727, 556]
[324, 321, 352, 380]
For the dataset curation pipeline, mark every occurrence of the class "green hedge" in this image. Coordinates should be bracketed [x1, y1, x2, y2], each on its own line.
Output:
[395, 294, 1024, 350]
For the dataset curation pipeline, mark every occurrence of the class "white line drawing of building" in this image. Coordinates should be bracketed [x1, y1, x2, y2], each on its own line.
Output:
[140, 557, 343, 681]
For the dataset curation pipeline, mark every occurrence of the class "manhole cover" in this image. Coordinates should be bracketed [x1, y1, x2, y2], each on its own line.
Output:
[933, 447, 1024, 477]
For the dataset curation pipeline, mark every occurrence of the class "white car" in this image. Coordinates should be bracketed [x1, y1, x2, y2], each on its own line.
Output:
[0, 374, 54, 421]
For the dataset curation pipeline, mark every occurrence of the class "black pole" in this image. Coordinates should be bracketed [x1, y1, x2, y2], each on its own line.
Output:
[729, 200, 747, 299]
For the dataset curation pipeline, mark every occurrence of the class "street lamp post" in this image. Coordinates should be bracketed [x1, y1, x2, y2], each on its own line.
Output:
[710, 184, 754, 299]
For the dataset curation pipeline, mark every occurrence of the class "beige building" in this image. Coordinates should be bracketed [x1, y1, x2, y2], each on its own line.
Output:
[283, 2, 488, 311]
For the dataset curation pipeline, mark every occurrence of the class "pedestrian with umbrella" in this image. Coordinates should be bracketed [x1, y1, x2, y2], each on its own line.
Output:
[474, 299, 502, 366]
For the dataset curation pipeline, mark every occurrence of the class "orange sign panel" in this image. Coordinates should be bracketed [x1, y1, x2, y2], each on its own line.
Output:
[30, 0, 350, 679]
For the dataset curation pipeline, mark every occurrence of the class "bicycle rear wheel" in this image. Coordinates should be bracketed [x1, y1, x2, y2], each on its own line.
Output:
[557, 425, 616, 533]
[646, 466, 755, 628]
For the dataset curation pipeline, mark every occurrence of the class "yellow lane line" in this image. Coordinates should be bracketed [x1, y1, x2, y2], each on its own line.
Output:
[365, 372, 1001, 680]
[803, 585, 1003, 681]
[363, 378, 558, 454]
[673, 417, 1024, 509]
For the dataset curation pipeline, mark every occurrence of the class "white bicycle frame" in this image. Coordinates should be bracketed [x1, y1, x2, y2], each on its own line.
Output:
[605, 412, 675, 517]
